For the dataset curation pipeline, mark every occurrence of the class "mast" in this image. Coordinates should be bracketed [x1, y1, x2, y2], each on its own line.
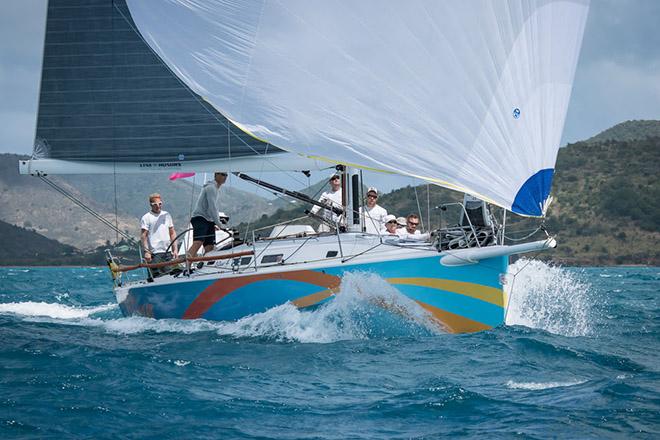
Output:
[347, 167, 361, 232]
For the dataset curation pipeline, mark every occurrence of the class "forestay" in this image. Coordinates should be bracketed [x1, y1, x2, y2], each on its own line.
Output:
[126, 0, 589, 216]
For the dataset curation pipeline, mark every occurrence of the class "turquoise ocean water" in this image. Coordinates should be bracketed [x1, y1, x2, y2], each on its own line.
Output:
[0, 261, 658, 439]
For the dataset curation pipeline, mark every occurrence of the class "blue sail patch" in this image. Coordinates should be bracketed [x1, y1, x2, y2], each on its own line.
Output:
[512, 169, 554, 216]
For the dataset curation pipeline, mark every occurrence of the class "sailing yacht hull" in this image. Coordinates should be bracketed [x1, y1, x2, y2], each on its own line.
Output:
[116, 246, 508, 334]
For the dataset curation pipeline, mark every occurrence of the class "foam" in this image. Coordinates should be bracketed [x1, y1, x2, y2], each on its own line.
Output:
[0, 301, 116, 319]
[505, 379, 586, 390]
[212, 272, 441, 343]
[504, 259, 593, 336]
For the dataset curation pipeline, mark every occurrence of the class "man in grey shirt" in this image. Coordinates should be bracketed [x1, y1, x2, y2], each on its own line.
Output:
[188, 172, 227, 259]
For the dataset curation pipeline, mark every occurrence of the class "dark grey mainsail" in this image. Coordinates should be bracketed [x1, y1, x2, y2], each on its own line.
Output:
[32, 0, 286, 165]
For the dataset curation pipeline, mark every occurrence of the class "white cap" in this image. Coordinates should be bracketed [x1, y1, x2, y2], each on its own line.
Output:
[367, 187, 378, 196]
[383, 214, 397, 224]
[396, 216, 407, 226]
[329, 171, 340, 180]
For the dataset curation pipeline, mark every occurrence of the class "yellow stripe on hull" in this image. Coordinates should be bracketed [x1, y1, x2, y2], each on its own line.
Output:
[387, 277, 504, 307]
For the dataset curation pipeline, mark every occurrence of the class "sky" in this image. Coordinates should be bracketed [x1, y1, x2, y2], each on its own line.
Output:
[0, 0, 658, 195]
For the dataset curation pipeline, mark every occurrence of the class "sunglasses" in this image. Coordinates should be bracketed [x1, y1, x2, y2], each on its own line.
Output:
[367, 194, 377, 199]
[387, 220, 397, 224]
[408, 222, 419, 226]
[151, 202, 162, 207]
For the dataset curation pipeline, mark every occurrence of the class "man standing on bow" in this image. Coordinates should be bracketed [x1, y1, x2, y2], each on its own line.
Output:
[188, 172, 227, 258]
[140, 193, 178, 277]
[310, 171, 344, 232]
[360, 187, 388, 234]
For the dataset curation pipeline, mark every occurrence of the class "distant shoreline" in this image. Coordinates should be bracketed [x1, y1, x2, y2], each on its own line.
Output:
[1, 264, 657, 269]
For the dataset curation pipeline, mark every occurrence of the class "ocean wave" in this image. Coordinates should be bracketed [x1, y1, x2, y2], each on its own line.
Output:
[0, 301, 116, 319]
[505, 380, 586, 390]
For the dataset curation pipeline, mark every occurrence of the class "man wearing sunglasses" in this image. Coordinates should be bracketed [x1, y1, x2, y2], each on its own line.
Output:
[310, 172, 344, 232]
[396, 213, 430, 241]
[360, 187, 388, 234]
[140, 193, 178, 277]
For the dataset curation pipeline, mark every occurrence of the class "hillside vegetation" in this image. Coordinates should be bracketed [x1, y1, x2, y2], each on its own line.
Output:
[0, 220, 139, 266]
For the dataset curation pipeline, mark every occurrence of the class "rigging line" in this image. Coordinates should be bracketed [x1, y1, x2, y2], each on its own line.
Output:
[427, 183, 431, 231]
[113, 2, 305, 186]
[113, 161, 119, 243]
[503, 223, 546, 242]
[242, 142, 270, 240]
[38, 176, 136, 244]
[413, 180, 424, 231]
[111, 0, 119, 245]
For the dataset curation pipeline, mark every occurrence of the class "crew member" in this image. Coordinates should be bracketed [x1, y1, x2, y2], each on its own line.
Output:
[188, 172, 227, 259]
[140, 193, 177, 277]
[360, 187, 388, 234]
[380, 214, 400, 236]
[397, 213, 430, 241]
[310, 172, 344, 232]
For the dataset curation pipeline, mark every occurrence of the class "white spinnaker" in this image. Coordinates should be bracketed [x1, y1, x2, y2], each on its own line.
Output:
[126, 0, 588, 215]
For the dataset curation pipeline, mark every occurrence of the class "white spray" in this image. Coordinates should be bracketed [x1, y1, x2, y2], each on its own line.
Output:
[504, 259, 593, 336]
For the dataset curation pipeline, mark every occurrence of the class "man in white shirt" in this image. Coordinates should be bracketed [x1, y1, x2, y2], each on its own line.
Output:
[310, 172, 344, 232]
[360, 187, 388, 234]
[396, 213, 430, 241]
[188, 172, 227, 258]
[140, 193, 178, 277]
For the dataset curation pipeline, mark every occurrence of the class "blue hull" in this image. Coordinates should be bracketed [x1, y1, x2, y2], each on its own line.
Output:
[119, 254, 508, 333]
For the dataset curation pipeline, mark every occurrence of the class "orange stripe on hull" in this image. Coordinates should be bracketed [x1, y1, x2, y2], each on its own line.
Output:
[183, 270, 341, 319]
[291, 289, 336, 308]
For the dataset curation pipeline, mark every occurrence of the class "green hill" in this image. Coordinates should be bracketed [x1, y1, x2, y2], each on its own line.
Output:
[545, 135, 659, 265]
[0, 219, 138, 266]
[585, 120, 660, 144]
[0, 219, 79, 265]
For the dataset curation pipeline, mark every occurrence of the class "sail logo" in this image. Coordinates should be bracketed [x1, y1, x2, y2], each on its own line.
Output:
[513, 108, 521, 119]
[139, 163, 183, 168]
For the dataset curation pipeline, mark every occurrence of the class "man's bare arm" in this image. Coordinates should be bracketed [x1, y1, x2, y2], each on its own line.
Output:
[169, 226, 178, 257]
[140, 229, 152, 262]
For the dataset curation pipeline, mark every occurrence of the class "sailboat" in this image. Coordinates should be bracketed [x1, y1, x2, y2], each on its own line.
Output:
[19, 0, 589, 333]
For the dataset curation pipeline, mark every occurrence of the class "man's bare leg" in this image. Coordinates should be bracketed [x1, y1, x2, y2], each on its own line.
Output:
[186, 240, 203, 271]
[186, 241, 216, 271]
